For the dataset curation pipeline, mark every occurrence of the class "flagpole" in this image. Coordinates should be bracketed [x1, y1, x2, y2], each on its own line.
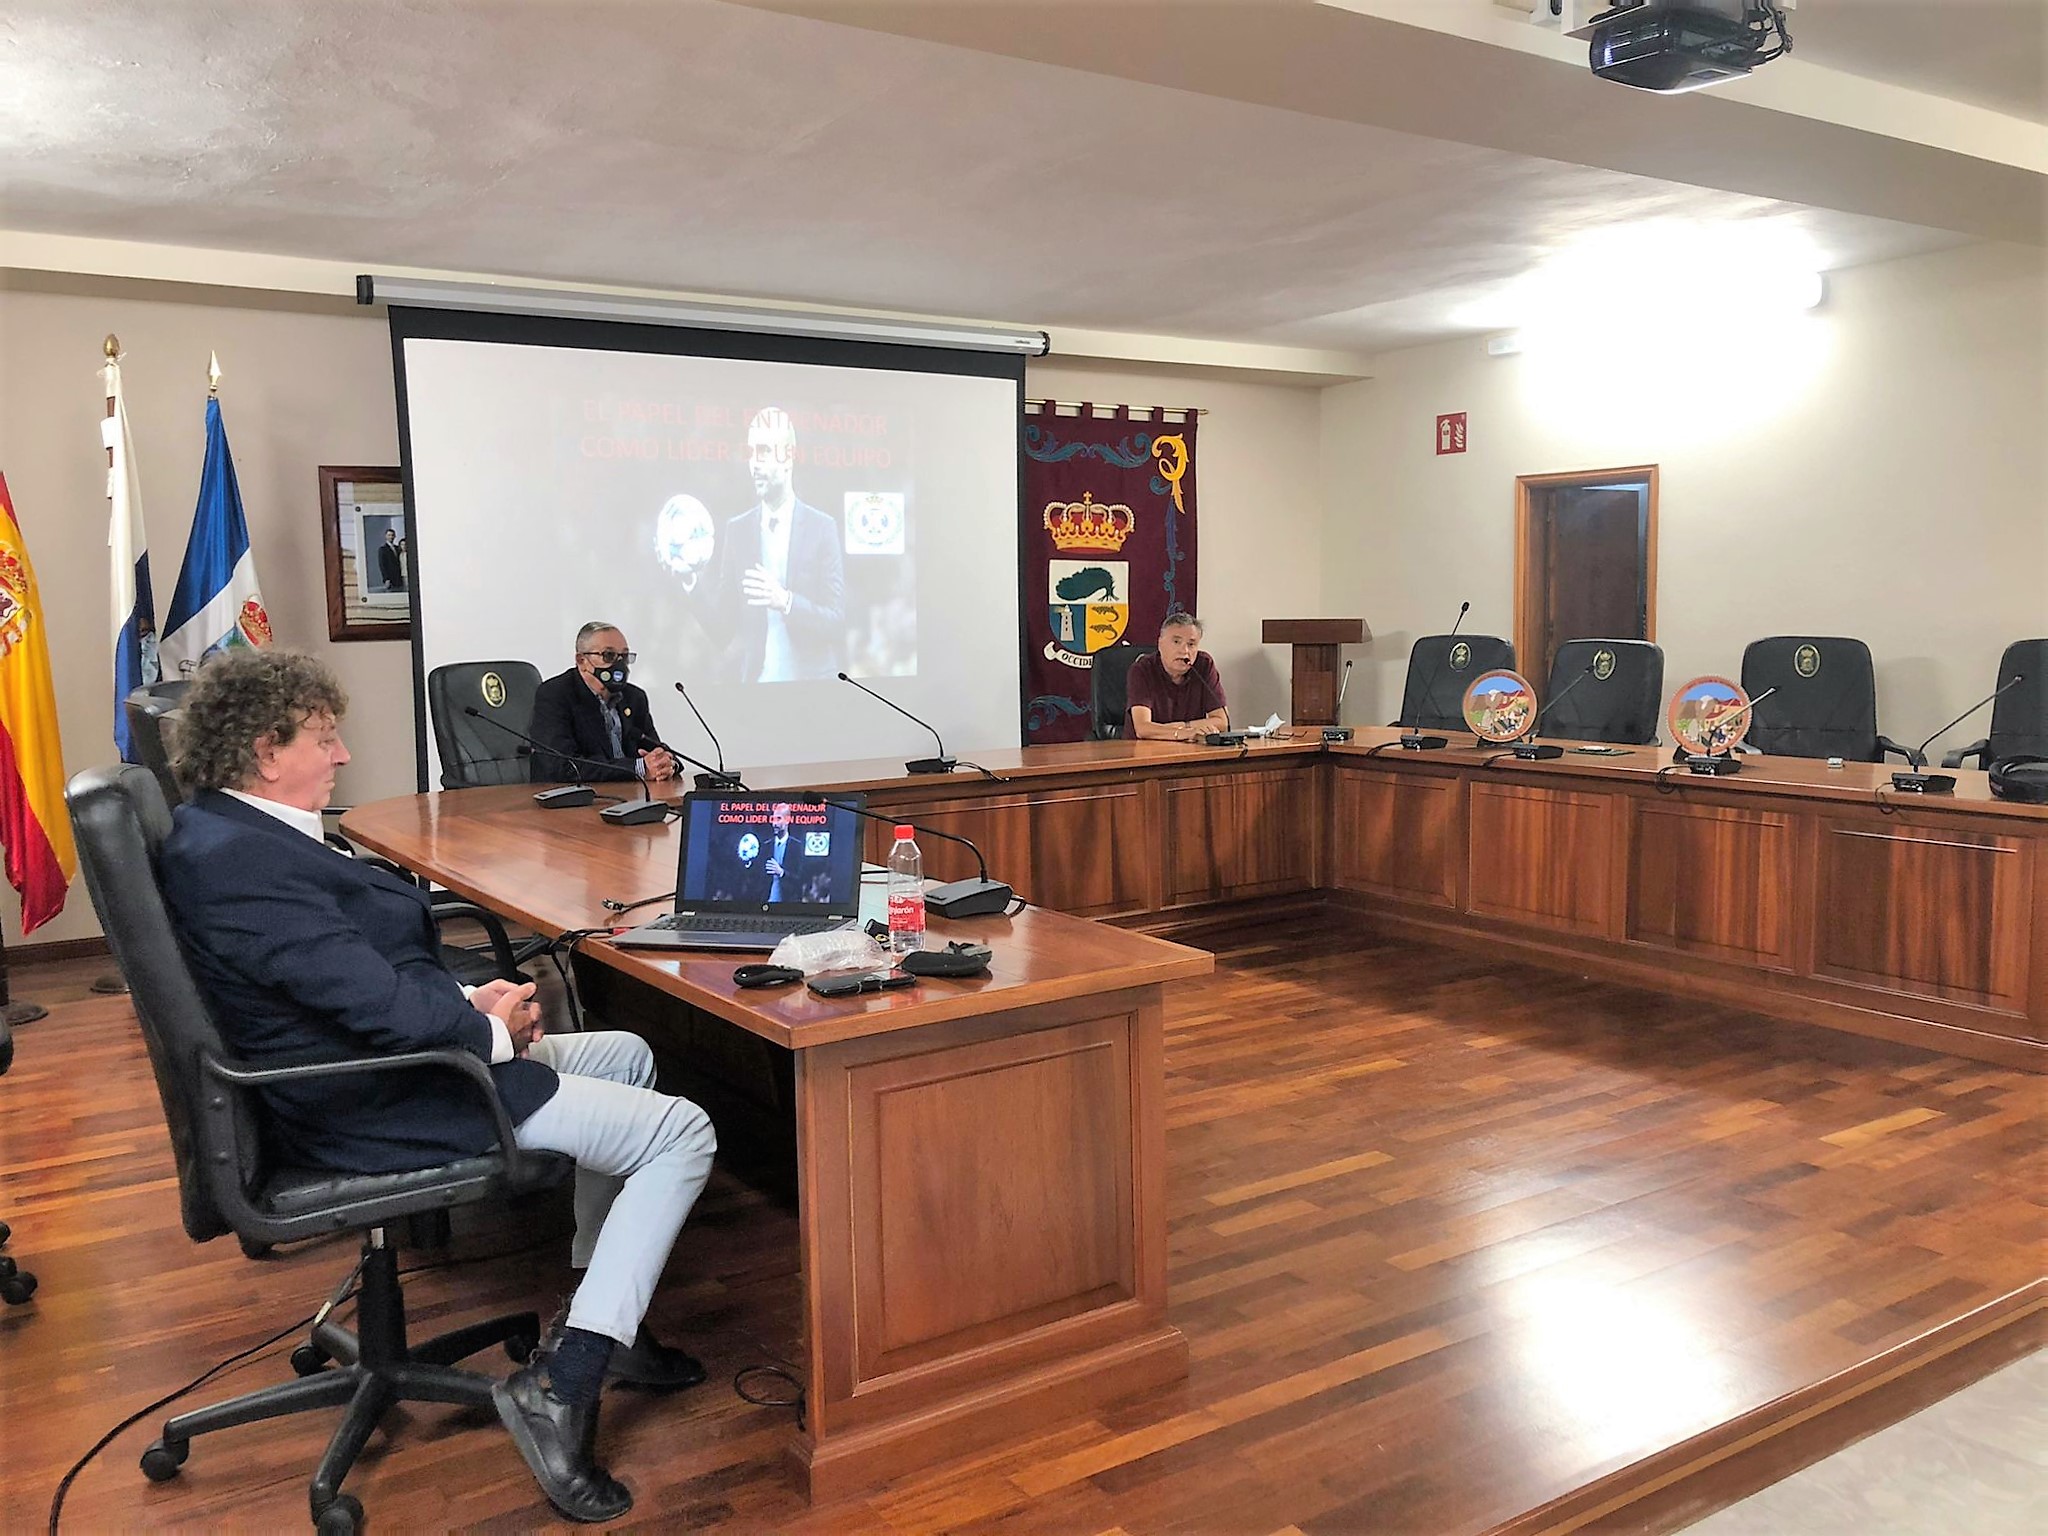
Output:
[84, 336, 132, 1000]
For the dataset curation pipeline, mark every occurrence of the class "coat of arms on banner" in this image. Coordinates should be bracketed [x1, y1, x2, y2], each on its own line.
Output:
[1044, 493, 1135, 667]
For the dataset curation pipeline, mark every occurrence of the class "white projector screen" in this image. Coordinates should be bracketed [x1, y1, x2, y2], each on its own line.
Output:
[388, 310, 1024, 788]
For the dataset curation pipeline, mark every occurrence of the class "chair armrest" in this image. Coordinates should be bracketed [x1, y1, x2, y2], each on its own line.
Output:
[202, 1046, 524, 1163]
[1941, 737, 1990, 771]
[427, 898, 522, 976]
[1876, 735, 1920, 765]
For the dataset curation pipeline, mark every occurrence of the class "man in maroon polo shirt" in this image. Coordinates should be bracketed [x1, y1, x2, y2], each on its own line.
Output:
[1124, 611, 1230, 741]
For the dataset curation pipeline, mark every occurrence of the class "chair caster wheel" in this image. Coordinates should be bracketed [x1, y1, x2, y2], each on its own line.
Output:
[0, 1218, 11, 1245]
[314, 1492, 364, 1534]
[505, 1332, 538, 1364]
[140, 1437, 189, 1482]
[0, 1271, 35, 1304]
[290, 1343, 330, 1376]
[238, 1234, 275, 1260]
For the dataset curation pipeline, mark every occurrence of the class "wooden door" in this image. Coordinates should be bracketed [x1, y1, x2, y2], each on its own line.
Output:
[1516, 467, 1657, 685]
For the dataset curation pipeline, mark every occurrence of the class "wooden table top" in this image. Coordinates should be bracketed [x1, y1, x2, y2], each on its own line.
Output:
[342, 786, 1213, 1051]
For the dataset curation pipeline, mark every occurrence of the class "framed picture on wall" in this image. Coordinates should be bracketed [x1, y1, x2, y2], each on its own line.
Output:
[319, 466, 409, 641]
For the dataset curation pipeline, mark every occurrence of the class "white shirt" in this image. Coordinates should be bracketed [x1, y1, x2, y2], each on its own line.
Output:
[223, 788, 515, 1063]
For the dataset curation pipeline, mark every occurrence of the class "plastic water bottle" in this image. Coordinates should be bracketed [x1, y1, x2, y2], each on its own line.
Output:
[886, 825, 926, 953]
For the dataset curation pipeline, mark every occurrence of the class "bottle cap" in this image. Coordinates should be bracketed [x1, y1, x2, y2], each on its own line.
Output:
[893, 824, 914, 839]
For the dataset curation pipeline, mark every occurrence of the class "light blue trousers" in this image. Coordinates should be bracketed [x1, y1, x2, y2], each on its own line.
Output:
[513, 1031, 716, 1347]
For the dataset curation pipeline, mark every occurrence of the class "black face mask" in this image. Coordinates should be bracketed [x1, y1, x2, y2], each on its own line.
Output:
[593, 660, 629, 692]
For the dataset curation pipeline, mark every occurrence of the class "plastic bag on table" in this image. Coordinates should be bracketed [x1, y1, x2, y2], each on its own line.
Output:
[769, 921, 889, 976]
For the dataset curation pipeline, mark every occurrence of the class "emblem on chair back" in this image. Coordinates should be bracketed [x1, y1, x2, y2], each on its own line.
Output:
[1592, 648, 1617, 682]
[1450, 641, 1472, 672]
[1794, 644, 1821, 678]
[479, 671, 507, 710]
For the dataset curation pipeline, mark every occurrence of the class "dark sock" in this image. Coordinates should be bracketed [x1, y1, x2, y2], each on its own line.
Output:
[547, 1327, 613, 1409]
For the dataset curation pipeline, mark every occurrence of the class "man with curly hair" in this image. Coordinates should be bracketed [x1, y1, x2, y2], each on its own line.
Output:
[158, 649, 712, 1524]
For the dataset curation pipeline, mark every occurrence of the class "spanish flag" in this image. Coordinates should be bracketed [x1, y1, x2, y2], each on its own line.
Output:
[0, 473, 76, 932]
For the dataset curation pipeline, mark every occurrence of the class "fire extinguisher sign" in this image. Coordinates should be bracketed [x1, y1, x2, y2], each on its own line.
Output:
[1435, 412, 1468, 455]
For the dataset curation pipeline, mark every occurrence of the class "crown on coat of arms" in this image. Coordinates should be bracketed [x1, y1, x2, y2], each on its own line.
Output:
[1043, 493, 1136, 552]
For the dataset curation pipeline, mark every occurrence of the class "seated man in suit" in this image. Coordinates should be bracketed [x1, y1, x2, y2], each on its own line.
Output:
[529, 623, 678, 784]
[1125, 610, 1230, 741]
[159, 649, 713, 1524]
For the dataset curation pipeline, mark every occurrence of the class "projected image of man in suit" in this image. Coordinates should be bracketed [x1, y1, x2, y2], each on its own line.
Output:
[673, 407, 846, 682]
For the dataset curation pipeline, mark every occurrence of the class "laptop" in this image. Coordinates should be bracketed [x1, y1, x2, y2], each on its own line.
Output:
[613, 790, 867, 952]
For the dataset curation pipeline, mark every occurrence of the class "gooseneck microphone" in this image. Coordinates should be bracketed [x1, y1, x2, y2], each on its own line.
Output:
[1401, 600, 1470, 751]
[1323, 660, 1356, 743]
[1892, 673, 2026, 794]
[671, 682, 744, 790]
[462, 706, 607, 806]
[836, 672, 956, 774]
[801, 793, 1014, 918]
[1675, 686, 1777, 776]
[1512, 659, 1598, 760]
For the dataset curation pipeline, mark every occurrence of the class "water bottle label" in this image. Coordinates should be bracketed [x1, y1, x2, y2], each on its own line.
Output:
[888, 891, 925, 933]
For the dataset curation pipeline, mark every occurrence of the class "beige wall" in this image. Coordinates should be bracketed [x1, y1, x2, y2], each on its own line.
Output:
[0, 278, 1325, 947]
[1319, 240, 2048, 741]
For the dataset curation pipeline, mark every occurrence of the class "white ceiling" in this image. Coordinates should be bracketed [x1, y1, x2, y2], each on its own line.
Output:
[0, 0, 2039, 355]
[1789, 0, 2047, 124]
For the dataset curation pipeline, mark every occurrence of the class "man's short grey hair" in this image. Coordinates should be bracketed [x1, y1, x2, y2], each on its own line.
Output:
[575, 621, 622, 649]
[1160, 610, 1204, 637]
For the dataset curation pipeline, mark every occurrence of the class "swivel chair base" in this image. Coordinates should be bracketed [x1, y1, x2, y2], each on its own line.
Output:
[142, 1230, 539, 1533]
[0, 1218, 36, 1304]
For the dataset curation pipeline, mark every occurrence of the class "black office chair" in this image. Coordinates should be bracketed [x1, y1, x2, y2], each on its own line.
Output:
[1089, 645, 1153, 740]
[1740, 636, 1914, 762]
[1390, 634, 1515, 732]
[65, 764, 559, 1534]
[1543, 639, 1665, 745]
[0, 1010, 37, 1304]
[428, 661, 543, 788]
[125, 681, 193, 807]
[1944, 639, 2048, 769]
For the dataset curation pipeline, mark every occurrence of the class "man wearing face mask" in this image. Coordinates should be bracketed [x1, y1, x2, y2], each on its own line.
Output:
[529, 622, 678, 785]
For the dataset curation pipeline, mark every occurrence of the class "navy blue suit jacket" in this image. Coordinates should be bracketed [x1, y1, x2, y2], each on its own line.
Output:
[159, 791, 558, 1174]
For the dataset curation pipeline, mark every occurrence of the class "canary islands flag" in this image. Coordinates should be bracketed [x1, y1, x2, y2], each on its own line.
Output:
[0, 473, 77, 933]
[160, 396, 273, 678]
[104, 353, 158, 760]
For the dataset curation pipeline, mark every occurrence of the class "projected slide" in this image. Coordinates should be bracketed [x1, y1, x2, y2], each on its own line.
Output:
[399, 334, 1021, 777]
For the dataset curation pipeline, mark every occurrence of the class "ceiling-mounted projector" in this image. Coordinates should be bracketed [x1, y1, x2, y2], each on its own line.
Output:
[1573, 1, 1793, 93]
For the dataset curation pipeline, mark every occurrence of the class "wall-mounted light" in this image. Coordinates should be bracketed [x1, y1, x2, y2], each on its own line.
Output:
[356, 275, 1051, 355]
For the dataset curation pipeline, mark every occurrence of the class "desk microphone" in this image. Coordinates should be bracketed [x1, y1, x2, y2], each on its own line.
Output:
[1323, 660, 1355, 744]
[462, 706, 607, 807]
[1512, 659, 1597, 760]
[836, 672, 956, 774]
[672, 681, 745, 790]
[1892, 674, 2025, 794]
[802, 793, 1014, 918]
[1400, 600, 1469, 751]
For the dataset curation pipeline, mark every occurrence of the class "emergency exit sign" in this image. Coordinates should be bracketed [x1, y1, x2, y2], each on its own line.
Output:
[1435, 413, 1468, 455]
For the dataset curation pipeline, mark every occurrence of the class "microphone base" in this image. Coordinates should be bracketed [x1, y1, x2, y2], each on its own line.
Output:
[1890, 771, 1958, 795]
[905, 757, 957, 775]
[693, 770, 746, 791]
[1685, 753, 1743, 776]
[533, 785, 595, 809]
[925, 877, 1015, 920]
[1203, 732, 1249, 747]
[1321, 727, 1353, 743]
[1398, 732, 1448, 751]
[599, 797, 672, 826]
[1512, 742, 1565, 760]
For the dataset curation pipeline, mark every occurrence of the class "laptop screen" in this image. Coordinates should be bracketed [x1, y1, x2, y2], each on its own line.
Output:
[675, 792, 866, 915]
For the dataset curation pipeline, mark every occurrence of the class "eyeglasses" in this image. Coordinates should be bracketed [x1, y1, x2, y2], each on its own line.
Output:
[579, 649, 636, 666]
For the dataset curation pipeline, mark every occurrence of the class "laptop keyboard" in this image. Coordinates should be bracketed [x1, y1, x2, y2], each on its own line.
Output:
[645, 913, 843, 937]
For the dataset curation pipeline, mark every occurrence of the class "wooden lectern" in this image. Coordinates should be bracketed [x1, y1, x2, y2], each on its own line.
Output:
[1262, 618, 1370, 725]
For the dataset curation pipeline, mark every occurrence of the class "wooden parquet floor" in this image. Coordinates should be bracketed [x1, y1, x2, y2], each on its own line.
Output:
[2, 910, 2041, 1534]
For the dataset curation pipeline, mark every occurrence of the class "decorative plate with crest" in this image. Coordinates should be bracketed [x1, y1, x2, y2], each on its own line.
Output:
[1462, 668, 1539, 743]
[1668, 675, 1753, 756]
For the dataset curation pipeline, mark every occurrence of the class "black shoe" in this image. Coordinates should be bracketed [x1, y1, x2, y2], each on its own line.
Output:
[492, 1362, 633, 1523]
[609, 1326, 707, 1393]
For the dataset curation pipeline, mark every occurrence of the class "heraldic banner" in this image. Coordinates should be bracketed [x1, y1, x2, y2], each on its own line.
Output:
[1021, 404, 1197, 743]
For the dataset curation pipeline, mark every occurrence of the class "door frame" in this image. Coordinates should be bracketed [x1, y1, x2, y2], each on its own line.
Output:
[1513, 463, 1659, 684]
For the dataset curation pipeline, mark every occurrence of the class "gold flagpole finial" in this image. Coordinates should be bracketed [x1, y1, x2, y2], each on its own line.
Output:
[208, 350, 222, 397]
[104, 333, 122, 361]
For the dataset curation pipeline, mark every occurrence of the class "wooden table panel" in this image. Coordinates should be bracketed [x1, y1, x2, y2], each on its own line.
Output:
[1629, 799, 1796, 968]
[1161, 765, 1318, 906]
[1813, 820, 2032, 1013]
[1466, 780, 1616, 936]
[1328, 762, 1461, 908]
[866, 781, 1154, 917]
